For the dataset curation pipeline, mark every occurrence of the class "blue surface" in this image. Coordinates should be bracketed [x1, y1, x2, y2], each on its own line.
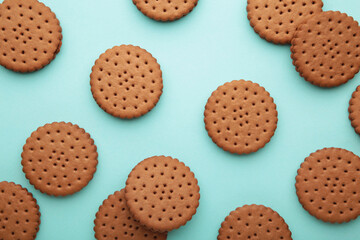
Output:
[1, 0, 360, 239]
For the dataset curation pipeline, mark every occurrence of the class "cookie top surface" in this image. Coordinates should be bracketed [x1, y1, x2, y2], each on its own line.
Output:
[204, 80, 278, 154]
[217, 205, 292, 240]
[90, 45, 163, 119]
[94, 189, 167, 240]
[21, 122, 98, 196]
[0, 0, 62, 72]
[296, 148, 360, 223]
[132, 0, 198, 21]
[125, 156, 200, 232]
[247, 0, 323, 44]
[0, 181, 40, 240]
[291, 11, 360, 87]
[349, 85, 360, 135]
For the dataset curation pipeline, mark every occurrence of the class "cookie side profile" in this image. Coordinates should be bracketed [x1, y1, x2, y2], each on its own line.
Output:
[296, 148, 360, 223]
[291, 11, 360, 87]
[21, 122, 98, 196]
[94, 189, 167, 240]
[0, 0, 62, 72]
[125, 156, 200, 232]
[0, 181, 41, 240]
[204, 80, 278, 154]
[247, 0, 323, 44]
[218, 205, 292, 240]
[90, 45, 163, 119]
[133, 0, 198, 21]
[349, 85, 360, 135]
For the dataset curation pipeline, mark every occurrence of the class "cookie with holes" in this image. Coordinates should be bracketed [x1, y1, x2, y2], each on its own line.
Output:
[0, 181, 41, 240]
[204, 80, 278, 155]
[21, 122, 98, 196]
[125, 156, 200, 232]
[291, 11, 360, 87]
[0, 0, 62, 72]
[247, 0, 323, 44]
[90, 45, 163, 119]
[133, 0, 198, 21]
[218, 205, 292, 240]
[296, 148, 360, 223]
[94, 189, 167, 240]
[349, 85, 360, 135]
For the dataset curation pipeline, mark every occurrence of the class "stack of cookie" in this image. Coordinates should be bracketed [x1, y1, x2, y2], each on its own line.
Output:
[94, 156, 200, 240]
[247, 0, 360, 88]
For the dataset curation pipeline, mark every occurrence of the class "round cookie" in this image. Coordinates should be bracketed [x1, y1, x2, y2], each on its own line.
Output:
[90, 45, 163, 119]
[132, 0, 198, 21]
[247, 0, 323, 44]
[296, 148, 360, 223]
[349, 85, 360, 135]
[21, 122, 98, 196]
[0, 0, 62, 72]
[204, 80, 278, 154]
[0, 181, 41, 240]
[125, 156, 200, 232]
[94, 189, 167, 240]
[291, 11, 360, 87]
[218, 205, 292, 240]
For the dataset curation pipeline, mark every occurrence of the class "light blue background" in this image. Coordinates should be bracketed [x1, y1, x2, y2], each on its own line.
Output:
[1, 0, 360, 239]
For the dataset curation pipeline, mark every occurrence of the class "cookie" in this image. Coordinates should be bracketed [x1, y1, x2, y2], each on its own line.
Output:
[94, 189, 167, 240]
[217, 205, 292, 240]
[132, 0, 198, 21]
[204, 80, 278, 155]
[291, 11, 360, 87]
[0, 181, 41, 240]
[90, 45, 163, 119]
[0, 0, 62, 72]
[296, 148, 360, 223]
[125, 156, 200, 232]
[21, 122, 98, 196]
[247, 0, 323, 44]
[349, 85, 360, 135]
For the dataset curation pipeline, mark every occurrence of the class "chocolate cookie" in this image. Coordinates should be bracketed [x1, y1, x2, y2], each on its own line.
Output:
[247, 0, 323, 44]
[218, 205, 292, 240]
[0, 181, 41, 240]
[94, 189, 167, 240]
[291, 11, 360, 87]
[204, 80, 278, 154]
[90, 45, 163, 119]
[349, 85, 360, 135]
[296, 148, 360, 223]
[132, 0, 198, 21]
[125, 156, 200, 232]
[21, 122, 98, 196]
[0, 0, 62, 72]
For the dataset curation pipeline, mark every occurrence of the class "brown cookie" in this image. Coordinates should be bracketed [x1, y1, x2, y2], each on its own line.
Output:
[0, 0, 62, 72]
[90, 45, 163, 119]
[132, 0, 198, 21]
[247, 0, 323, 44]
[349, 85, 360, 135]
[204, 80, 278, 155]
[0, 181, 40, 240]
[125, 156, 200, 232]
[217, 205, 292, 240]
[94, 189, 167, 240]
[296, 148, 360, 223]
[21, 122, 98, 196]
[291, 11, 360, 87]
